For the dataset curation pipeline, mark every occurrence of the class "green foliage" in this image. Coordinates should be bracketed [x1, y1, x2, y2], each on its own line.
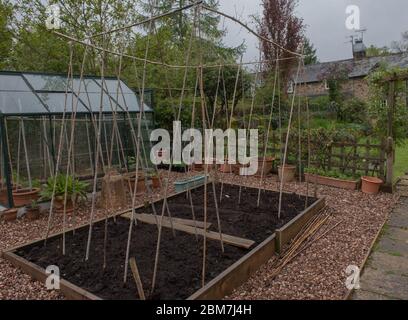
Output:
[305, 167, 360, 181]
[303, 37, 318, 65]
[367, 65, 408, 144]
[40, 174, 89, 202]
[0, 0, 13, 69]
[366, 45, 390, 57]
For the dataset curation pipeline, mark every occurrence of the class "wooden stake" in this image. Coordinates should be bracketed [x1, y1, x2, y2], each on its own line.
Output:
[129, 257, 146, 300]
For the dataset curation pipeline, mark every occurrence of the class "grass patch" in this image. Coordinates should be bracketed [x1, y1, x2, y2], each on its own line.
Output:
[388, 251, 403, 257]
[394, 140, 408, 182]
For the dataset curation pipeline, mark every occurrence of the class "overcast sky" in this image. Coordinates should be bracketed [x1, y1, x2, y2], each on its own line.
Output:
[219, 0, 408, 63]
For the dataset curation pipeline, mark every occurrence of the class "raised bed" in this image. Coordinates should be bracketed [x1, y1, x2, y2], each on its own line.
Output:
[305, 173, 360, 191]
[2, 183, 325, 300]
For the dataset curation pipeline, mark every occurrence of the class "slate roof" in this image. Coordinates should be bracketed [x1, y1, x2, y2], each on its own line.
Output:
[295, 52, 408, 84]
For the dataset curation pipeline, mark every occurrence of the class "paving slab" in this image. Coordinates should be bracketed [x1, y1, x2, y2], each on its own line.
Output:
[388, 208, 408, 228]
[352, 289, 400, 300]
[359, 268, 408, 300]
[366, 251, 408, 275]
[375, 237, 408, 259]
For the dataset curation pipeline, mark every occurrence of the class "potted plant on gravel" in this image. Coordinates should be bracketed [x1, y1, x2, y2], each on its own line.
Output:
[255, 156, 275, 177]
[361, 176, 383, 195]
[148, 171, 161, 189]
[11, 176, 41, 208]
[25, 200, 41, 221]
[278, 163, 297, 183]
[40, 175, 89, 214]
[2, 208, 18, 222]
[124, 171, 146, 194]
[304, 167, 361, 190]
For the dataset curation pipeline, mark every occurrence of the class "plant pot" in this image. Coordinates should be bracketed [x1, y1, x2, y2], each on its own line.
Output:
[151, 176, 161, 189]
[219, 163, 233, 173]
[54, 197, 75, 214]
[255, 157, 275, 177]
[278, 165, 296, 183]
[124, 172, 146, 194]
[12, 188, 40, 207]
[192, 163, 204, 172]
[2, 208, 18, 222]
[361, 176, 383, 195]
[232, 163, 250, 175]
[0, 184, 20, 204]
[26, 207, 40, 221]
[304, 173, 360, 190]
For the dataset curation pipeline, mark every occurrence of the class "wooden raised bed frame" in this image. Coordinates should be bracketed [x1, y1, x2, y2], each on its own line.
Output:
[1, 183, 326, 300]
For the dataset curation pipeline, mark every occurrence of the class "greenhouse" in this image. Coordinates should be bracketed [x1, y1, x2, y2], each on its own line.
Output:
[0, 71, 154, 209]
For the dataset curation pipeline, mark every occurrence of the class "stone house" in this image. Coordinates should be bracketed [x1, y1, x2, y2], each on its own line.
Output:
[289, 43, 408, 102]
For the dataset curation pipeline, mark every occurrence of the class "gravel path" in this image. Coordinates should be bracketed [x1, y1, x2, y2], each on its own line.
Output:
[221, 174, 399, 300]
[0, 171, 398, 300]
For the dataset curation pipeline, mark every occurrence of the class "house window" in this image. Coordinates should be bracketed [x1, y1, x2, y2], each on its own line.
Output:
[287, 81, 294, 94]
[324, 79, 330, 90]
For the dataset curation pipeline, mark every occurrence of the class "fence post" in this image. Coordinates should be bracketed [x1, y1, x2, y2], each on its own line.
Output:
[385, 136, 394, 192]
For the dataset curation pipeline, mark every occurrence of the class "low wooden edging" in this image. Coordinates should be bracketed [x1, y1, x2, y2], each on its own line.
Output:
[275, 197, 326, 254]
[188, 197, 326, 300]
[2, 251, 101, 300]
[2, 184, 326, 301]
[188, 234, 276, 300]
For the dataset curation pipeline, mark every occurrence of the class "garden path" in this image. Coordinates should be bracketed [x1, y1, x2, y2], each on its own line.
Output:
[353, 176, 408, 300]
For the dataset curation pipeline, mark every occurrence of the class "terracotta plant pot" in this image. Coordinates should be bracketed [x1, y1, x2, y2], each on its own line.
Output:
[278, 165, 296, 183]
[233, 164, 250, 176]
[219, 163, 233, 173]
[304, 173, 360, 190]
[26, 207, 40, 221]
[255, 157, 275, 177]
[2, 208, 18, 222]
[124, 173, 146, 194]
[54, 197, 75, 214]
[12, 188, 40, 207]
[151, 176, 161, 189]
[361, 176, 383, 195]
[0, 184, 20, 204]
[192, 163, 204, 172]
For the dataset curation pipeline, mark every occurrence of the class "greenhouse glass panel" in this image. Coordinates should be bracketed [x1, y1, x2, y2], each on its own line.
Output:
[72, 78, 102, 94]
[0, 74, 33, 92]
[37, 92, 90, 113]
[0, 92, 47, 114]
[77, 92, 124, 113]
[23, 73, 70, 92]
[95, 79, 134, 95]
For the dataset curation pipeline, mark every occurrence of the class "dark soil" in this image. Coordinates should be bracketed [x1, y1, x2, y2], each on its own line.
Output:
[17, 183, 316, 300]
[139, 183, 317, 243]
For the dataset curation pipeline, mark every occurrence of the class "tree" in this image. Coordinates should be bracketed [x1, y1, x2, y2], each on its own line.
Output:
[258, 0, 304, 80]
[303, 37, 317, 65]
[391, 31, 408, 53]
[11, 0, 143, 74]
[0, 0, 14, 69]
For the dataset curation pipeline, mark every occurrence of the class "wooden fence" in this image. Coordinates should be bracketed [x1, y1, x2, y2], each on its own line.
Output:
[262, 131, 392, 182]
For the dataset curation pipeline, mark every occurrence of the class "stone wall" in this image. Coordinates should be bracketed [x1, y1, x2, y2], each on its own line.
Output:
[296, 77, 370, 101]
